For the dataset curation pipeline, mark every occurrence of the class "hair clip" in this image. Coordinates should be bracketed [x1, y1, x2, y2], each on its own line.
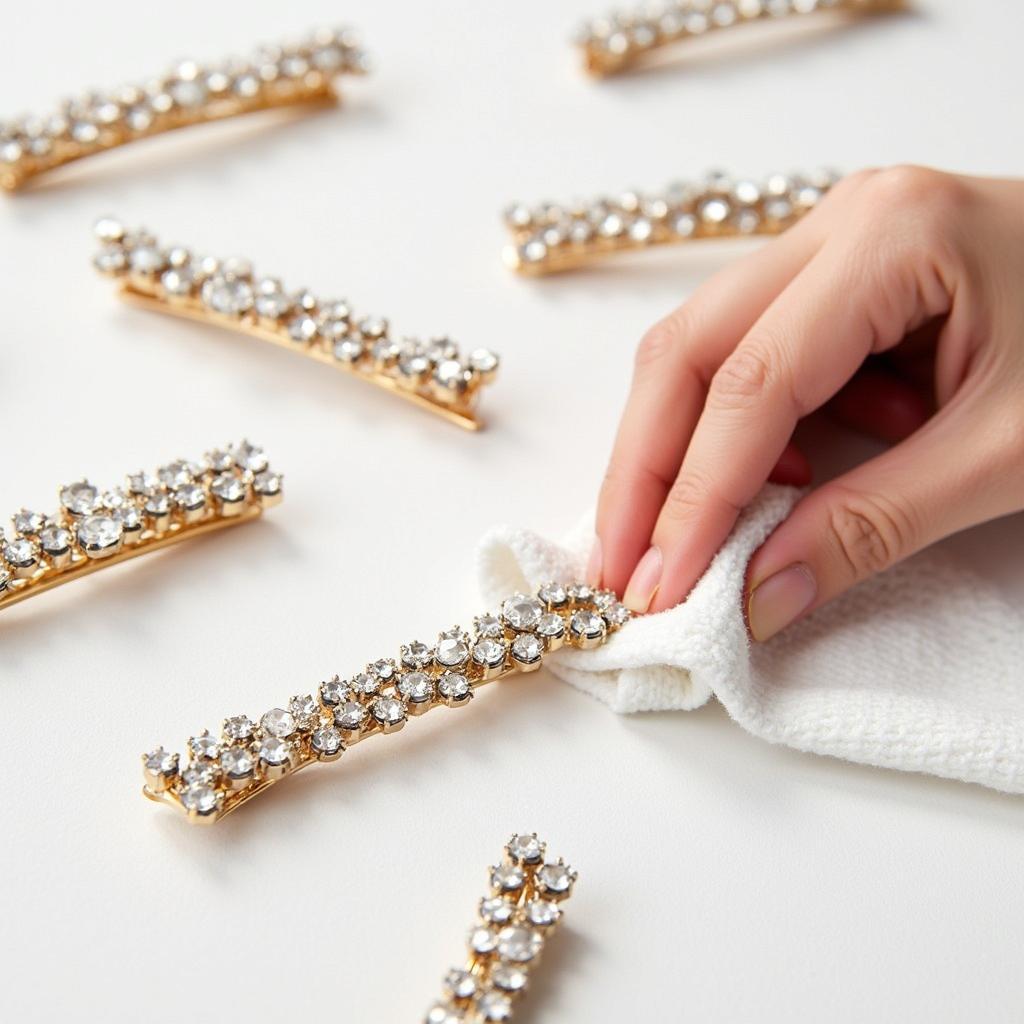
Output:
[94, 219, 500, 431]
[425, 834, 577, 1024]
[576, 0, 902, 76]
[0, 27, 367, 191]
[142, 583, 629, 824]
[503, 168, 838, 275]
[0, 441, 281, 612]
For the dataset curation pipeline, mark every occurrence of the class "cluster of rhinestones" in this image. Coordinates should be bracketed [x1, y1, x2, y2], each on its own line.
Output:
[503, 168, 838, 274]
[94, 219, 500, 424]
[143, 583, 629, 823]
[425, 834, 576, 1024]
[0, 441, 281, 608]
[0, 27, 367, 190]
[576, 0, 887, 75]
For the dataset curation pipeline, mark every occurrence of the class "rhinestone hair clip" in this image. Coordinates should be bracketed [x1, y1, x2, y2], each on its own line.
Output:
[0, 442, 281, 612]
[576, 0, 902, 76]
[94, 219, 500, 431]
[142, 584, 629, 824]
[503, 168, 838, 275]
[425, 834, 577, 1024]
[0, 27, 367, 191]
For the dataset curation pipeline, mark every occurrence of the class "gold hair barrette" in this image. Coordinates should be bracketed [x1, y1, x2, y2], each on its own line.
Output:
[425, 834, 576, 1024]
[95, 219, 500, 431]
[0, 27, 367, 191]
[142, 584, 629, 824]
[576, 0, 901, 76]
[504, 168, 838, 275]
[0, 441, 281, 612]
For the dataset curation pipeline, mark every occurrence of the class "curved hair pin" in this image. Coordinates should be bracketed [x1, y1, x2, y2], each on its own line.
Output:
[576, 0, 903, 76]
[424, 834, 577, 1024]
[503, 168, 839, 275]
[142, 584, 629, 824]
[94, 219, 500, 430]
[0, 441, 282, 612]
[0, 26, 368, 191]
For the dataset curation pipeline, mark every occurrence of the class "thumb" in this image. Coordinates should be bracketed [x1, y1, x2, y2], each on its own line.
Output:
[744, 394, 1020, 642]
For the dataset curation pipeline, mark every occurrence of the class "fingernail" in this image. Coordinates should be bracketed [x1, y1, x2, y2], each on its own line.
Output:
[586, 537, 603, 586]
[747, 563, 817, 642]
[623, 546, 662, 613]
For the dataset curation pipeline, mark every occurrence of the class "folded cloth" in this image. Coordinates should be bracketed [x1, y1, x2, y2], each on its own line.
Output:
[477, 485, 1024, 795]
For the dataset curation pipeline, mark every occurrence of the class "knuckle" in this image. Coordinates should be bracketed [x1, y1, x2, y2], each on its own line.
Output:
[661, 473, 708, 526]
[708, 343, 776, 412]
[867, 166, 969, 223]
[635, 304, 702, 372]
[826, 490, 918, 581]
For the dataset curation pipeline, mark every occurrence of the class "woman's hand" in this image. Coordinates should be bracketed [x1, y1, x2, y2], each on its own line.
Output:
[591, 166, 1024, 639]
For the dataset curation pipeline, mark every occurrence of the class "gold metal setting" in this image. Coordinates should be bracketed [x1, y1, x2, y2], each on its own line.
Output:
[142, 584, 629, 824]
[576, 0, 903, 77]
[0, 27, 367, 191]
[0, 441, 282, 612]
[503, 168, 838, 275]
[425, 835, 577, 1024]
[95, 219, 500, 431]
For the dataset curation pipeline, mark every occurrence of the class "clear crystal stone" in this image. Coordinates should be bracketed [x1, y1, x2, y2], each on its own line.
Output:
[174, 484, 206, 511]
[287, 314, 318, 343]
[468, 926, 498, 954]
[254, 278, 291, 319]
[473, 613, 504, 638]
[501, 593, 544, 631]
[473, 639, 507, 669]
[507, 833, 543, 863]
[433, 359, 470, 393]
[144, 493, 171, 516]
[536, 612, 565, 639]
[604, 602, 630, 627]
[311, 725, 343, 755]
[334, 337, 364, 363]
[334, 701, 367, 731]
[13, 510, 44, 534]
[77, 515, 123, 553]
[232, 441, 268, 472]
[188, 732, 220, 760]
[320, 676, 350, 705]
[161, 266, 194, 295]
[158, 460, 198, 487]
[425, 1004, 463, 1024]
[672, 212, 697, 237]
[93, 216, 125, 243]
[93, 244, 127, 273]
[2, 537, 37, 567]
[526, 900, 561, 926]
[511, 634, 543, 665]
[538, 862, 574, 894]
[129, 244, 164, 273]
[468, 348, 499, 374]
[223, 715, 255, 741]
[127, 471, 158, 495]
[60, 481, 100, 515]
[351, 672, 378, 697]
[253, 471, 282, 496]
[480, 897, 516, 924]
[211, 473, 246, 502]
[261, 708, 296, 738]
[221, 746, 254, 778]
[496, 926, 542, 963]
[288, 693, 319, 730]
[398, 672, 433, 703]
[629, 217, 654, 242]
[478, 991, 512, 1021]
[443, 969, 477, 1000]
[491, 964, 528, 992]
[538, 582, 568, 607]
[568, 583, 593, 602]
[401, 641, 433, 669]
[39, 526, 72, 555]
[435, 632, 469, 667]
[181, 762, 217, 787]
[369, 658, 397, 682]
[570, 610, 605, 642]
[258, 736, 291, 766]
[144, 747, 178, 774]
[180, 785, 220, 815]
[201, 275, 253, 315]
[438, 672, 470, 701]
[490, 864, 524, 892]
[371, 696, 406, 726]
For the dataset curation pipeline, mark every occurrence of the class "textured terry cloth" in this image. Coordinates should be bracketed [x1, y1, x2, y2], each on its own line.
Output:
[477, 485, 1024, 795]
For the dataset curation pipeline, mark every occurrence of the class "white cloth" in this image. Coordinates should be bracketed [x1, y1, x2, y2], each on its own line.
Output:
[477, 485, 1024, 795]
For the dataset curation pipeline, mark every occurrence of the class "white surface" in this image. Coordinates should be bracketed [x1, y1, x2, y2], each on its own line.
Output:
[1, 2, 1022, 1021]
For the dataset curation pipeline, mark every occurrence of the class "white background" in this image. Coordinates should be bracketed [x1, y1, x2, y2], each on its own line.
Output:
[2, 1, 1023, 1021]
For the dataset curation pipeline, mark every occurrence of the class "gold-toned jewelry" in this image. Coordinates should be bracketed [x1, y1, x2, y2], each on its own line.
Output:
[95, 219, 500, 431]
[0, 441, 282, 612]
[425, 834, 576, 1024]
[503, 168, 838, 275]
[576, 0, 902, 76]
[142, 584, 629, 824]
[0, 27, 367, 191]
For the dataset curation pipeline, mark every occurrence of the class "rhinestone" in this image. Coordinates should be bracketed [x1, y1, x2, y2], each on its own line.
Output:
[496, 926, 542, 964]
[39, 526, 72, 556]
[672, 212, 698, 237]
[77, 515, 123, 555]
[93, 216, 125, 242]
[258, 736, 291, 766]
[521, 239, 547, 264]
[480, 897, 516, 924]
[473, 639, 507, 670]
[435, 631, 469, 667]
[604, 602, 631, 627]
[438, 672, 470, 702]
[765, 197, 794, 221]
[358, 315, 388, 339]
[372, 338, 400, 364]
[536, 613, 565, 639]
[320, 676, 350, 705]
[401, 641, 433, 670]
[3, 537, 38, 568]
[511, 634, 543, 666]
[490, 864, 524, 892]
[699, 197, 731, 224]
[425, 337, 459, 362]
[473, 613, 504, 639]
[201, 275, 253, 315]
[234, 73, 260, 98]
[570, 610, 606, 643]
[93, 244, 127, 273]
[127, 471, 158, 495]
[507, 833, 544, 864]
[129, 244, 164, 273]
[261, 708, 296, 738]
[311, 725, 343, 756]
[188, 732, 220, 760]
[371, 696, 406, 726]
[158, 460, 199, 487]
[478, 992, 512, 1021]
[223, 715, 255, 741]
[254, 278, 292, 319]
[470, 348, 500, 373]
[334, 337, 364, 362]
[161, 266, 194, 295]
[425, 1004, 462, 1024]
[629, 217, 654, 242]
[734, 209, 761, 234]
[144, 747, 178, 775]
[181, 762, 217, 787]
[211, 473, 246, 502]
[180, 785, 220, 816]
[351, 672, 379, 697]
[598, 212, 625, 238]
[288, 693, 319, 730]
[504, 203, 533, 228]
[253, 471, 282, 496]
[538, 582, 568, 607]
[538, 862, 575, 895]
[526, 900, 561, 927]
[732, 179, 762, 205]
[468, 926, 498, 954]
[568, 583, 593, 602]
[13, 510, 44, 534]
[144, 493, 171, 517]
[443, 969, 477, 1000]
[169, 76, 207, 108]
[288, 314, 318, 343]
[434, 359, 470, 393]
[369, 658, 397, 683]
[501, 593, 544, 631]
[334, 701, 368, 731]
[398, 672, 433, 704]
[60, 481, 100, 515]
[491, 964, 528, 992]
[232, 441, 268, 473]
[221, 746, 255, 779]
[711, 1, 738, 26]
[174, 484, 206, 512]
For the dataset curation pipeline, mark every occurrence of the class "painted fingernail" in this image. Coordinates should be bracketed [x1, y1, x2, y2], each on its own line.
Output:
[586, 537, 603, 586]
[747, 563, 817, 642]
[623, 546, 662, 613]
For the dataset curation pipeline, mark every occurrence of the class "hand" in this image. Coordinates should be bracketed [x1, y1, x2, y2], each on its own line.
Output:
[591, 166, 1024, 639]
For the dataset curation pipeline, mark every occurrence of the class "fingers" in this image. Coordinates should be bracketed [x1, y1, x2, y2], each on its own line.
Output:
[632, 211, 955, 614]
[745, 388, 1022, 641]
[827, 364, 932, 443]
[593, 213, 829, 594]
